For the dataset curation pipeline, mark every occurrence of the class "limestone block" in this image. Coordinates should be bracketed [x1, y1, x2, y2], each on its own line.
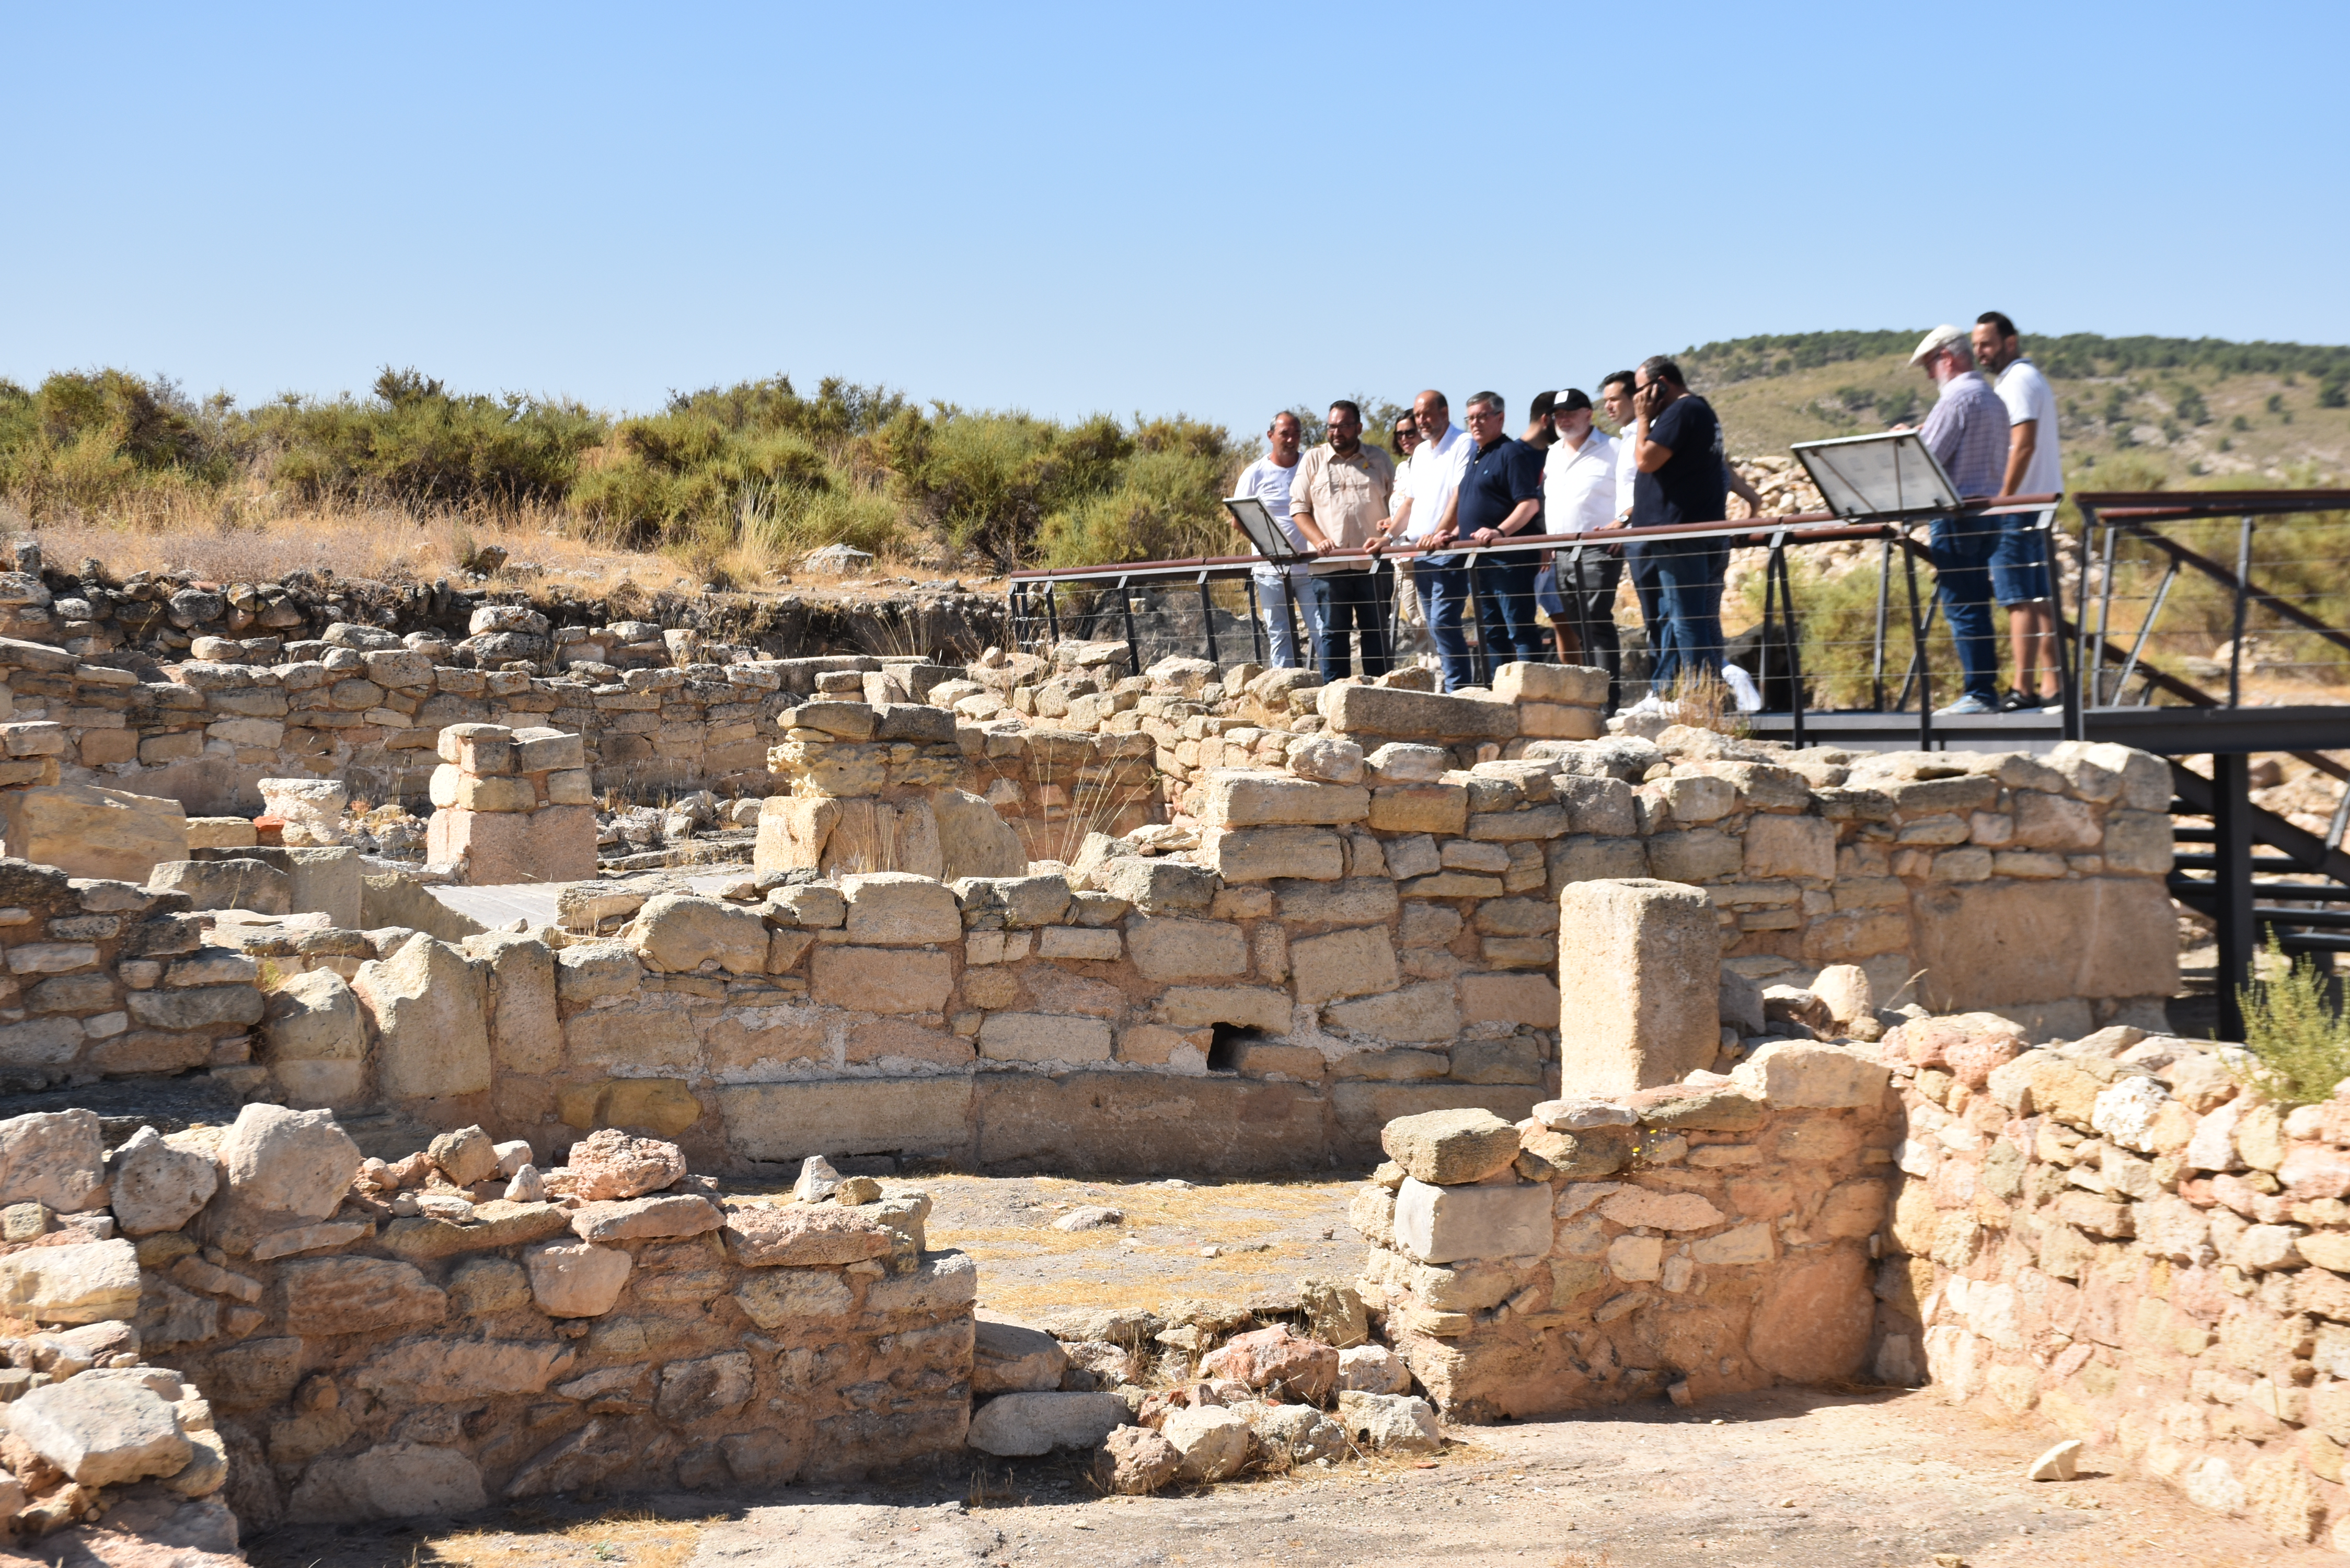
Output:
[968, 1391, 1132, 1457]
[1157, 985, 1292, 1032]
[1459, 972, 1560, 1028]
[1741, 813, 1836, 881]
[1910, 877, 2178, 1011]
[1161, 1405, 1252, 1480]
[767, 882, 847, 928]
[1205, 825, 1345, 882]
[1598, 1187, 1726, 1230]
[1366, 742, 1449, 782]
[148, 856, 290, 915]
[1492, 661, 1607, 706]
[1318, 683, 1516, 740]
[1643, 828, 1743, 883]
[2011, 791, 2101, 850]
[953, 872, 1073, 928]
[106, 1125, 218, 1235]
[263, 969, 366, 1110]
[1087, 856, 1215, 912]
[1198, 769, 1370, 827]
[2102, 809, 2174, 875]
[978, 1013, 1115, 1064]
[185, 815, 258, 850]
[625, 893, 769, 974]
[460, 932, 560, 1076]
[1380, 1108, 1520, 1184]
[513, 727, 587, 771]
[288, 1441, 486, 1523]
[0, 1236, 140, 1323]
[8, 1375, 190, 1485]
[280, 1255, 447, 1336]
[0, 1108, 106, 1212]
[1391, 1177, 1551, 1263]
[754, 794, 838, 874]
[0, 783, 188, 883]
[569, 1194, 722, 1242]
[1037, 926, 1122, 961]
[1325, 981, 1460, 1042]
[426, 805, 598, 885]
[1553, 879, 1718, 1096]
[1126, 917, 1248, 982]
[810, 946, 952, 1013]
[840, 871, 963, 943]
[285, 846, 364, 928]
[1367, 784, 1469, 835]
[1731, 1042, 1887, 1109]
[1333, 1391, 1443, 1454]
[715, 1076, 975, 1163]
[1290, 925, 1399, 1006]
[216, 1101, 362, 1217]
[931, 788, 1027, 880]
[721, 1204, 892, 1267]
[733, 1266, 854, 1326]
[258, 777, 348, 845]
[353, 933, 491, 1100]
[975, 1313, 1070, 1394]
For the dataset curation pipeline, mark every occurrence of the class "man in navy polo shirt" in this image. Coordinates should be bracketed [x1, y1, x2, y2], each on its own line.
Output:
[1627, 356, 1728, 691]
[1455, 390, 1548, 679]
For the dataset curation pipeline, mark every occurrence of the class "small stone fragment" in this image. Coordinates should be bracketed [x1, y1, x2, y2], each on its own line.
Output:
[1094, 1424, 1181, 1495]
[1052, 1205, 1123, 1232]
[2028, 1439, 2083, 1482]
[791, 1155, 843, 1204]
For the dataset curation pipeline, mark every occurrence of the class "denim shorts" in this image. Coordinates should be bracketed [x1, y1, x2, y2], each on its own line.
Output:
[1989, 510, 2054, 605]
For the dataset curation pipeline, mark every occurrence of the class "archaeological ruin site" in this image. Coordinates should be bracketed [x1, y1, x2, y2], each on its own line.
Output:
[2, 548, 2349, 1564]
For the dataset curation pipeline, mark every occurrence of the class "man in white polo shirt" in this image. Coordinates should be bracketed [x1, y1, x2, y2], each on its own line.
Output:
[1377, 389, 1479, 690]
[1230, 411, 1321, 669]
[1973, 312, 2065, 710]
[1539, 388, 1623, 698]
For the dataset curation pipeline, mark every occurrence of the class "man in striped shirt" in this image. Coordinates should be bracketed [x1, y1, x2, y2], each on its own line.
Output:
[1910, 325, 2018, 715]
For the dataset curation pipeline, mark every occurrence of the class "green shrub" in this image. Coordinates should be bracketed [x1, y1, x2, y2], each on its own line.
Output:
[2234, 936, 2350, 1103]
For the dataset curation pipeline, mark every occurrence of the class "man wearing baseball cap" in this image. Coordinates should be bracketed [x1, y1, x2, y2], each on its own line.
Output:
[1908, 325, 2018, 716]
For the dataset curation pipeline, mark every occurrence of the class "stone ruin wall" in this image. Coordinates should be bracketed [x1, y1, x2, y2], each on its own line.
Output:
[1345, 1006, 2350, 1551]
[0, 1105, 971, 1546]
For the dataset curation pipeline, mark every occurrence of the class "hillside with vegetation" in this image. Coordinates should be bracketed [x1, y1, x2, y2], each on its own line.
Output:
[1683, 329, 2350, 495]
[1, 333, 2345, 597]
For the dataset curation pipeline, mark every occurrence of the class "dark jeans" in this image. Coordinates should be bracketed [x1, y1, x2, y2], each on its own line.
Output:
[1470, 554, 1545, 677]
[1929, 514, 2001, 702]
[1629, 540, 1724, 691]
[1558, 551, 1624, 709]
[1410, 558, 1476, 691]
[1315, 568, 1391, 681]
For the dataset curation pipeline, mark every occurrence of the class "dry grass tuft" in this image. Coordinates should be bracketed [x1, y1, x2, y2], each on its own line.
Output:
[420, 1509, 704, 1568]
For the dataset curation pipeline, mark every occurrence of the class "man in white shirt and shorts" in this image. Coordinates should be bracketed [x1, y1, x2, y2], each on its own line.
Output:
[1973, 312, 2065, 711]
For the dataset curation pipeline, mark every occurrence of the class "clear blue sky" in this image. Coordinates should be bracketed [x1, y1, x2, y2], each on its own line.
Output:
[6, 2, 2344, 442]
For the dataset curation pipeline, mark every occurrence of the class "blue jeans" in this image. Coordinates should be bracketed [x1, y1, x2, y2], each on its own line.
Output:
[1255, 570, 1325, 669]
[1929, 515, 2001, 702]
[1634, 543, 1725, 690]
[1315, 568, 1390, 681]
[1410, 558, 1476, 691]
[1471, 555, 1546, 675]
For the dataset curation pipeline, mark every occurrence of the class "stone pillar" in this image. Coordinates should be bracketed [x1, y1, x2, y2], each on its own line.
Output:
[425, 724, 597, 885]
[1556, 877, 1720, 1094]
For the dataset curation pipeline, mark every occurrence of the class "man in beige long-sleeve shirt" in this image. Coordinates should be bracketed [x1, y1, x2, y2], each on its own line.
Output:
[1287, 399, 1398, 679]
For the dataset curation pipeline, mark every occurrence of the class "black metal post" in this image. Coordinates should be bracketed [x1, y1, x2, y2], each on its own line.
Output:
[1245, 577, 1266, 664]
[2214, 749, 2257, 1041]
[1283, 575, 1305, 674]
[1777, 534, 1806, 751]
[1197, 572, 1218, 666]
[1902, 537, 1932, 751]
[1043, 584, 1059, 647]
[1118, 576, 1142, 678]
[1871, 536, 1892, 711]
[2230, 515, 2254, 708]
[2058, 504, 2088, 742]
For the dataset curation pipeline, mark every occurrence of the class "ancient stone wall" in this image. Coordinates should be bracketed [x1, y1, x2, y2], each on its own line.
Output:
[0, 1106, 971, 1542]
[1882, 1012, 2350, 1547]
[1351, 1056, 1898, 1424]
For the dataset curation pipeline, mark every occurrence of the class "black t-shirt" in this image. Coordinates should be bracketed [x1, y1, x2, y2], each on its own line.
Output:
[1457, 436, 1546, 539]
[1631, 395, 1727, 528]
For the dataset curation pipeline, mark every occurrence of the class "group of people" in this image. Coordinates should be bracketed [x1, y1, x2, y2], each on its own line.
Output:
[1229, 312, 2065, 716]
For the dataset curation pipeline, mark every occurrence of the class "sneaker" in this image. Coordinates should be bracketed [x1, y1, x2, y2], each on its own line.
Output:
[1934, 694, 2000, 716]
[1997, 688, 2034, 713]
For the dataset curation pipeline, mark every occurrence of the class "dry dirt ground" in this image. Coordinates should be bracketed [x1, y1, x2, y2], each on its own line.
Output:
[245, 1174, 2340, 1568]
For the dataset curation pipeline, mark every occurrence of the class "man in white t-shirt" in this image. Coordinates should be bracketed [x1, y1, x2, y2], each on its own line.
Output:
[1377, 389, 1479, 690]
[1973, 312, 2065, 710]
[1230, 411, 1322, 669]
